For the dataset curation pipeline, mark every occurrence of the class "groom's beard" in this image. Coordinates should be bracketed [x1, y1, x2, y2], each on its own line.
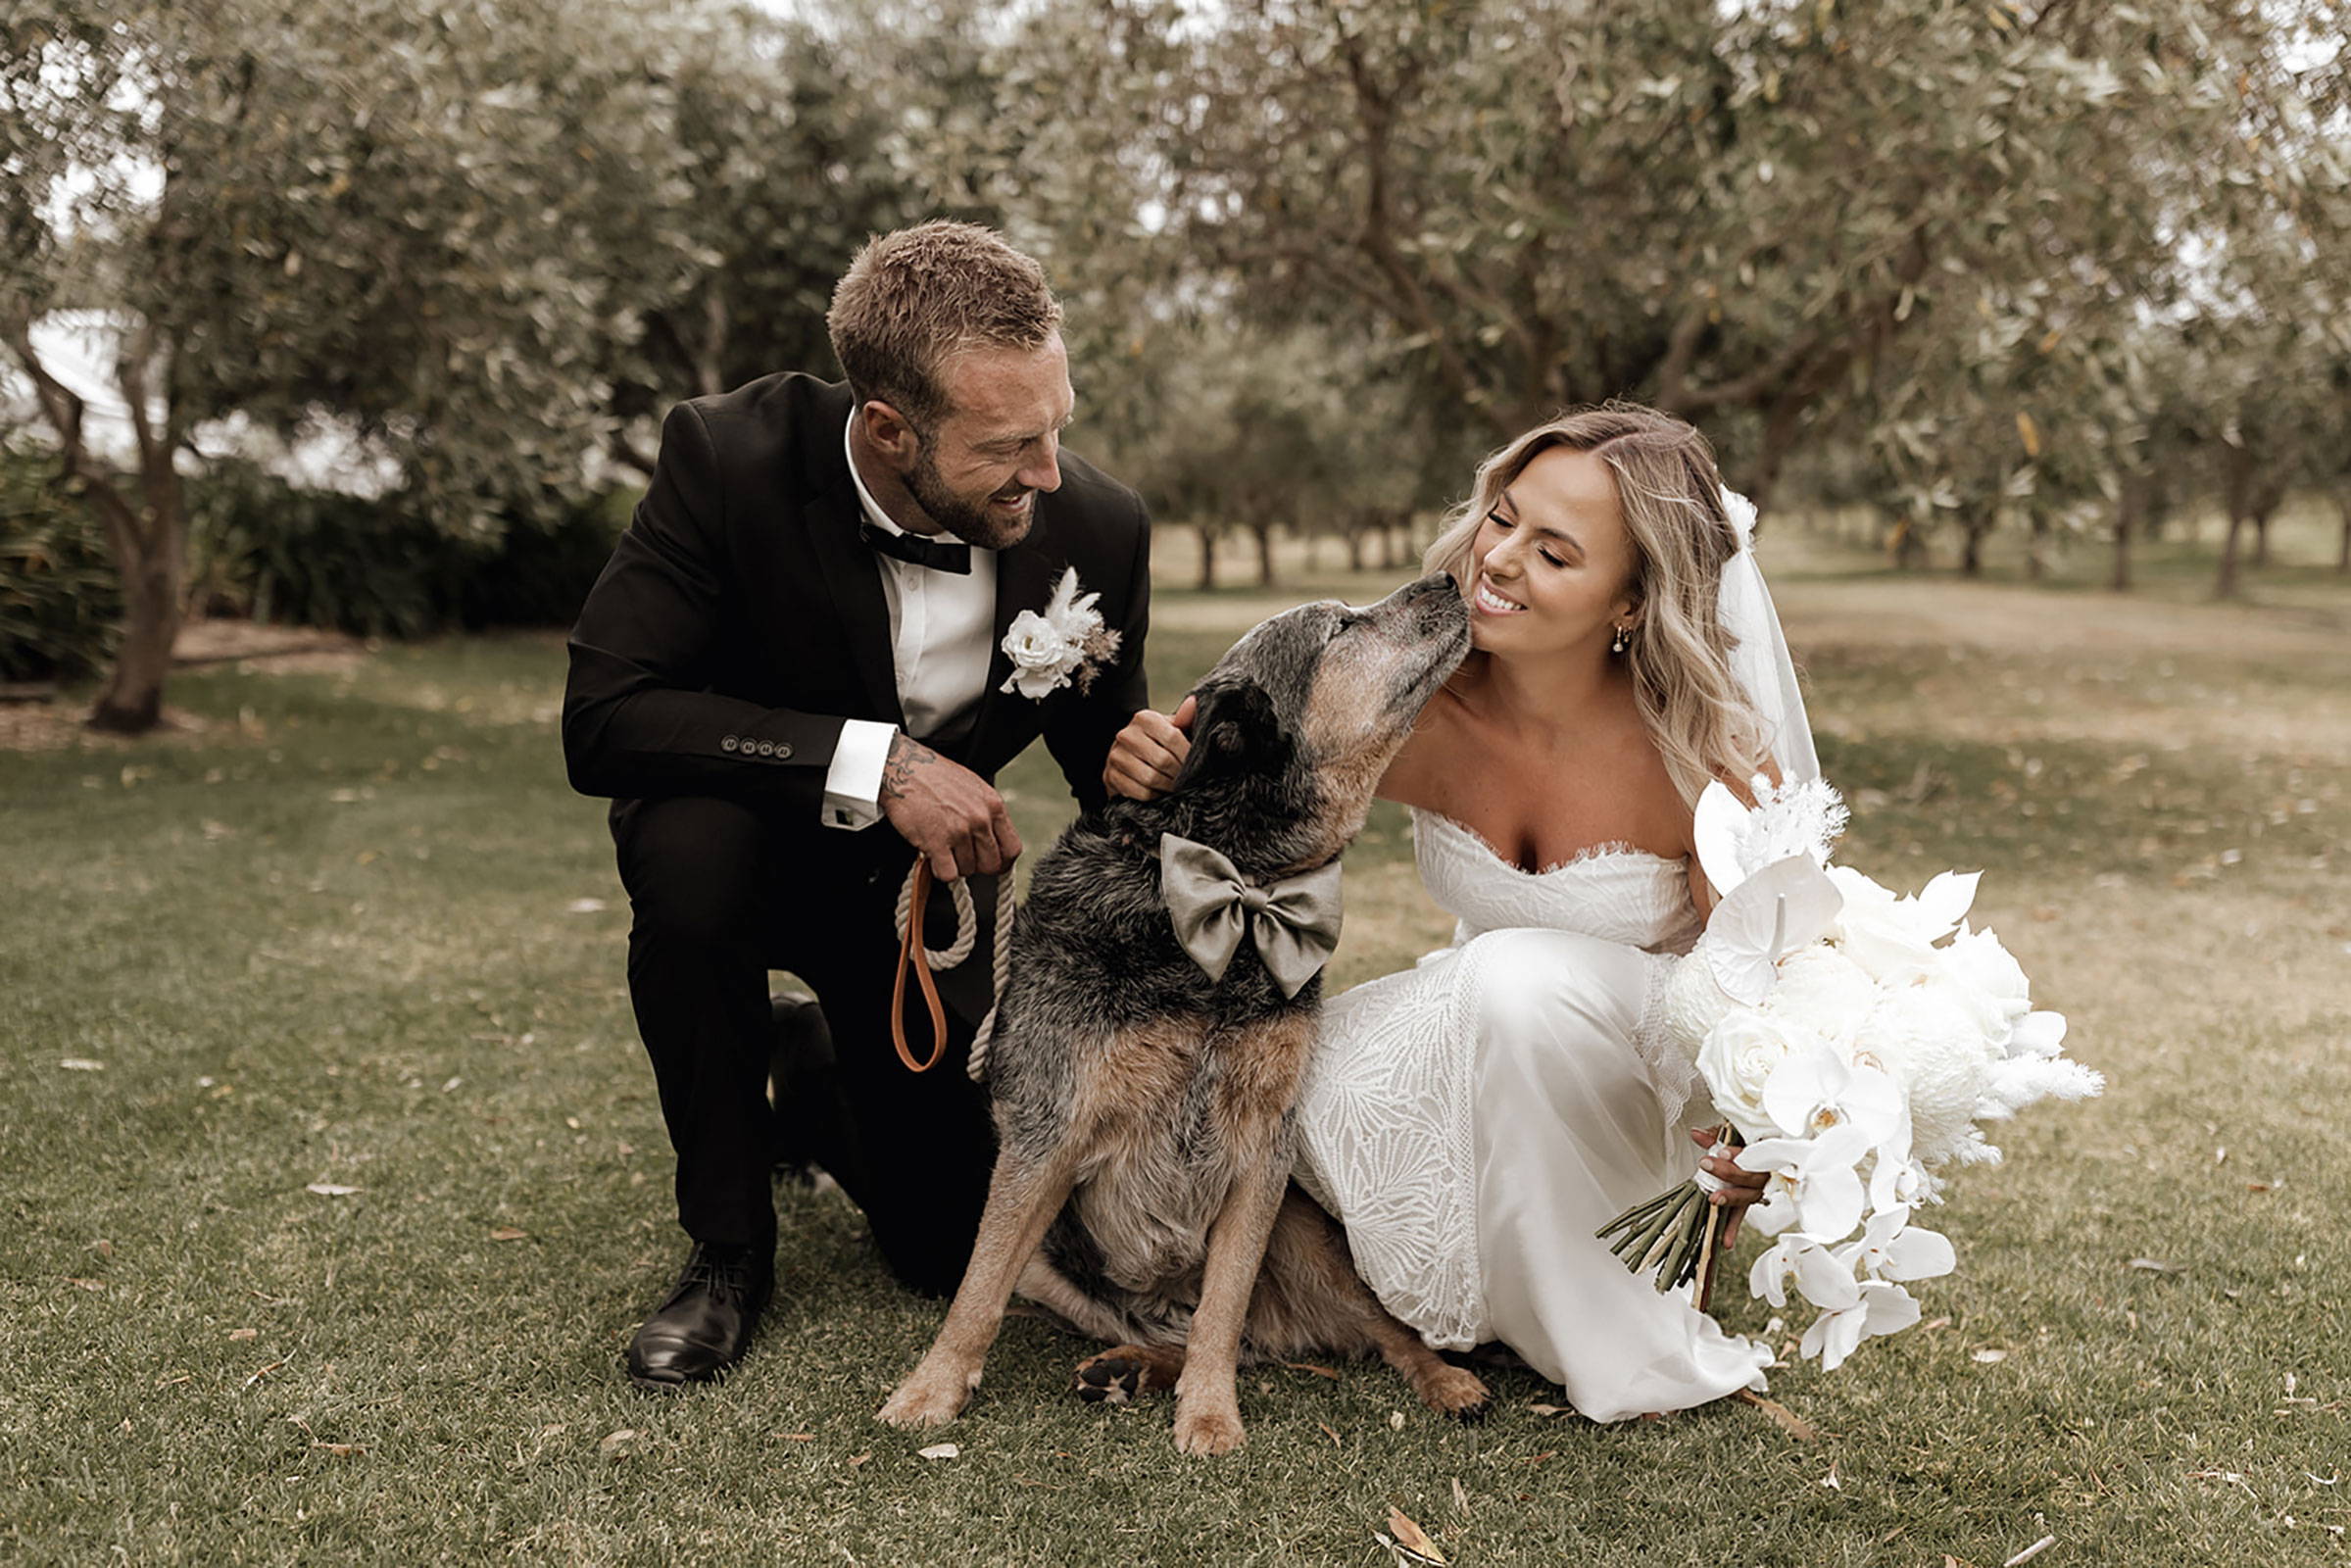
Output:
[906, 444, 1035, 551]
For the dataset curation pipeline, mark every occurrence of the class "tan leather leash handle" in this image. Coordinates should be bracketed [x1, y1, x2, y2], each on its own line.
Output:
[891, 858, 951, 1073]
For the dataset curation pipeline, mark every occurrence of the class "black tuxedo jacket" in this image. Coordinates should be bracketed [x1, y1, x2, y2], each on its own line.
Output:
[563, 372, 1151, 852]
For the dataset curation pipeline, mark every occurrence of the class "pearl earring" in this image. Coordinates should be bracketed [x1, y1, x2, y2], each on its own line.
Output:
[1611, 625, 1629, 655]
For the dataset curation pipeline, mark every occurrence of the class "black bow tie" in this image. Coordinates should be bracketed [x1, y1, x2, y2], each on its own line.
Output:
[859, 518, 971, 575]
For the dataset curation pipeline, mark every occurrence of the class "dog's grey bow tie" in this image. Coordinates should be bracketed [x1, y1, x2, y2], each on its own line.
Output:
[1158, 833, 1344, 999]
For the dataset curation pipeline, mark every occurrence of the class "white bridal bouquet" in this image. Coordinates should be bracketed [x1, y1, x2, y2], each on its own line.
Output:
[1596, 778, 2103, 1370]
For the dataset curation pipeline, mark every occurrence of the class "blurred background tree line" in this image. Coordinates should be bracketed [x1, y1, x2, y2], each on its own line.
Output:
[2, 0, 2344, 731]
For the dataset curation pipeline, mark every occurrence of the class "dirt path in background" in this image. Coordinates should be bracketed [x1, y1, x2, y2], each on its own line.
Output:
[0, 620, 365, 752]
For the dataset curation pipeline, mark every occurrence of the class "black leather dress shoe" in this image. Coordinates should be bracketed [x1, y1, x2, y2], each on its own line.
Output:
[625, 1242, 774, 1392]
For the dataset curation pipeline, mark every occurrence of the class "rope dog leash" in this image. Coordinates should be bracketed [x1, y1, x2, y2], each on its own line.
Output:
[890, 860, 1015, 1080]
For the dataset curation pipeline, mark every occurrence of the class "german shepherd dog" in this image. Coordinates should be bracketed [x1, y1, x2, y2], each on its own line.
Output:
[878, 573, 1491, 1454]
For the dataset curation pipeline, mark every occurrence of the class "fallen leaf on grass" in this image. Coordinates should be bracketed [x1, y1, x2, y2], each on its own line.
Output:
[1385, 1506, 1447, 1564]
[917, 1443, 960, 1460]
[1972, 1349, 2009, 1363]
[1921, 1316, 1952, 1332]
[228, 1328, 258, 1342]
[1820, 1461, 1841, 1491]
[88, 1240, 114, 1259]
[2003, 1536, 2057, 1567]
[848, 1453, 870, 1467]
[1389, 1410, 1406, 1431]
[1452, 1477, 1468, 1516]
[599, 1429, 641, 1456]
[1282, 1360, 1342, 1380]
[2127, 1258, 2183, 1273]
[487, 1227, 528, 1242]
[1527, 1402, 1571, 1417]
[306, 1183, 361, 1198]
[778, 1432, 814, 1442]
[312, 1442, 364, 1458]
[241, 1359, 288, 1392]
[1733, 1388, 1818, 1442]
[1317, 1422, 1343, 1448]
[59, 1058, 105, 1072]
[63, 1277, 105, 1293]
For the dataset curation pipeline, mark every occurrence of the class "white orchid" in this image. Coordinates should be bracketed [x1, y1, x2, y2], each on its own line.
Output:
[1749, 1234, 1858, 1311]
[1836, 1206, 1956, 1285]
[1800, 1279, 1923, 1371]
[1762, 1038, 1903, 1146]
[1737, 1123, 1875, 1244]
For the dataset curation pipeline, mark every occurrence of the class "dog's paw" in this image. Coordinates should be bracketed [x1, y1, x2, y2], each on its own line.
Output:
[1417, 1362, 1493, 1423]
[1074, 1346, 1183, 1406]
[876, 1365, 973, 1430]
[1171, 1398, 1247, 1456]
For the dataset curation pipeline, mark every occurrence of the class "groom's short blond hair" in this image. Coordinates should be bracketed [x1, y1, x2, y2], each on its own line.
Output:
[827, 221, 1062, 431]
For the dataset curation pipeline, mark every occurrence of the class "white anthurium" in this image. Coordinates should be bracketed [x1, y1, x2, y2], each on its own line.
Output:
[1800, 1279, 1923, 1370]
[1700, 855, 1844, 1005]
[1749, 1233, 1860, 1312]
[1738, 1122, 1874, 1244]
[1836, 1206, 1957, 1284]
[1761, 1038, 1904, 1146]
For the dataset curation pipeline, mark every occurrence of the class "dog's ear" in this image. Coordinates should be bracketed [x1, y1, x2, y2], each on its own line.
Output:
[1168, 678, 1286, 794]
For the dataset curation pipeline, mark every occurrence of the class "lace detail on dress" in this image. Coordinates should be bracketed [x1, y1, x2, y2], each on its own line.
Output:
[1630, 951, 1699, 1132]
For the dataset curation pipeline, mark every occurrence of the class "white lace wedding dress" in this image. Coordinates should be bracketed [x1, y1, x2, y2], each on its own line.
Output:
[1295, 808, 1772, 1422]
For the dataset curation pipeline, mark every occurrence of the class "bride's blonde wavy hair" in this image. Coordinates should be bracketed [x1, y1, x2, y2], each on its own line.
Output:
[1425, 402, 1772, 807]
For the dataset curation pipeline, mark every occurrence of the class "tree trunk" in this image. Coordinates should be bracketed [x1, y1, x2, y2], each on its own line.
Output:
[2251, 511, 2272, 566]
[1198, 523, 1218, 592]
[2337, 492, 2349, 573]
[2110, 478, 2138, 592]
[1959, 510, 1990, 578]
[2025, 510, 2049, 581]
[1890, 515, 1928, 571]
[1345, 527, 1365, 571]
[2215, 512, 2245, 599]
[1251, 517, 1277, 588]
[89, 520, 185, 732]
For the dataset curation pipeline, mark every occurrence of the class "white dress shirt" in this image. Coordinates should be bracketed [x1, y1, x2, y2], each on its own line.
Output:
[820, 411, 1000, 830]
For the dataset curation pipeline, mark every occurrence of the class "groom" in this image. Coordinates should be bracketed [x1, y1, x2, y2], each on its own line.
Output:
[563, 221, 1151, 1389]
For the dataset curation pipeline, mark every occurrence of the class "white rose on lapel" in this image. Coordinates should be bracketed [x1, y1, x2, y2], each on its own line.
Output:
[1001, 565, 1123, 701]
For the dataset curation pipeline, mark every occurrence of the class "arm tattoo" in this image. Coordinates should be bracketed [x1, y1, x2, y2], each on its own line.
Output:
[879, 734, 938, 803]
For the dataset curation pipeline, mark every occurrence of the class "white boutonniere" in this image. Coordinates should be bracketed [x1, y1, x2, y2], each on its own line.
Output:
[1000, 565, 1123, 701]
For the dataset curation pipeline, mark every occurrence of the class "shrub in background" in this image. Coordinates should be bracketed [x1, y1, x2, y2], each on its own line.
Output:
[187, 462, 625, 638]
[0, 444, 122, 684]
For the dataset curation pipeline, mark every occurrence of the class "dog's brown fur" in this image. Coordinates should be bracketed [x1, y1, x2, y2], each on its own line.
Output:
[876, 576, 1486, 1453]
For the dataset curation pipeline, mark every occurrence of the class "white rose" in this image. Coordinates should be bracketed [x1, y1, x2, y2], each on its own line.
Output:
[1943, 926, 2032, 1028]
[1696, 1010, 1825, 1144]
[1001, 611, 1076, 699]
[1827, 867, 1942, 982]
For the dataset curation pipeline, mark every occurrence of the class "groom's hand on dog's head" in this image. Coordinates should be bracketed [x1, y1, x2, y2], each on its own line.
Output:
[1103, 694, 1196, 802]
[880, 733, 1022, 880]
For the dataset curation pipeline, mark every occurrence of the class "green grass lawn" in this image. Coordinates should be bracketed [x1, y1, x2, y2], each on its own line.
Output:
[2, 545, 2346, 1565]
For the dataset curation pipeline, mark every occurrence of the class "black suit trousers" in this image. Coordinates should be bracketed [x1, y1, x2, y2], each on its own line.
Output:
[612, 794, 996, 1296]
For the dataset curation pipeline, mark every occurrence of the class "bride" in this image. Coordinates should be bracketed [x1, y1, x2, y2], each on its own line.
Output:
[1104, 402, 1816, 1420]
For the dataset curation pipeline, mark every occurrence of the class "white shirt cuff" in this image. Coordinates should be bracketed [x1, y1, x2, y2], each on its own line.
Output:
[821, 719, 898, 830]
